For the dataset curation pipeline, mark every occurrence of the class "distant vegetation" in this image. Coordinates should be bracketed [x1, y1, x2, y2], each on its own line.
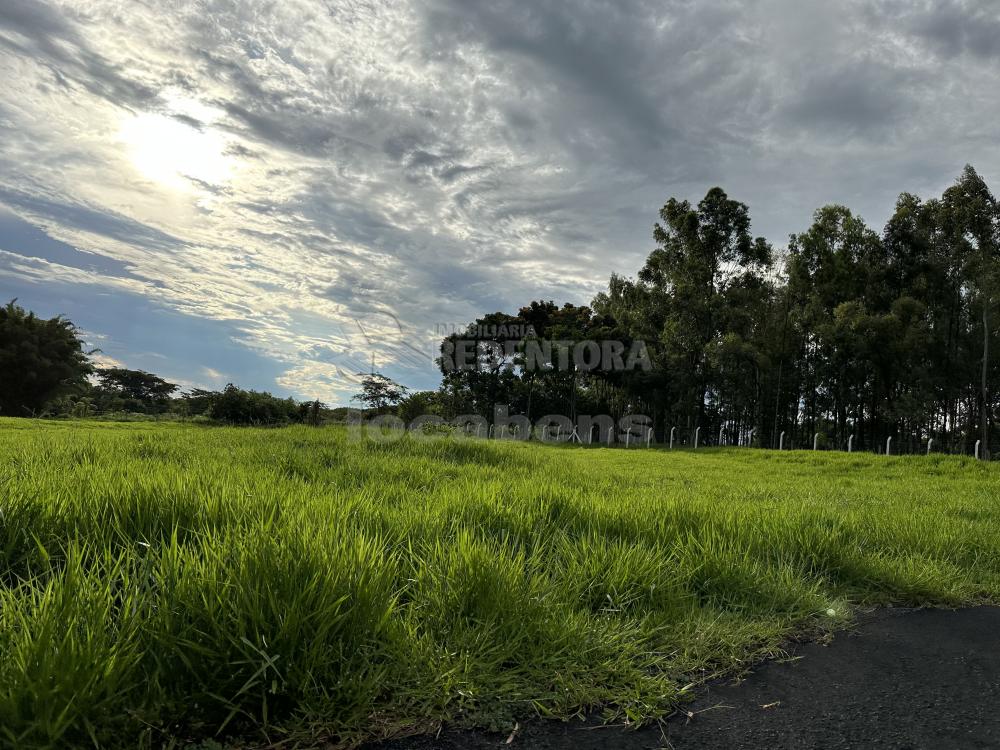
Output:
[429, 166, 1000, 457]
[2, 167, 997, 455]
[0, 299, 342, 425]
[1, 420, 998, 748]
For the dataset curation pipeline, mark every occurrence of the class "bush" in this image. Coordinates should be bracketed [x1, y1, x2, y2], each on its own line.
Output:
[209, 384, 301, 425]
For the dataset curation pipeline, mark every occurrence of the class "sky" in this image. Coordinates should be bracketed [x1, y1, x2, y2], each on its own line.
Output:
[1, 0, 998, 405]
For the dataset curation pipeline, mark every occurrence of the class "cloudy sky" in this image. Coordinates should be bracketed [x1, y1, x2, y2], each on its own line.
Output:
[1, 0, 997, 404]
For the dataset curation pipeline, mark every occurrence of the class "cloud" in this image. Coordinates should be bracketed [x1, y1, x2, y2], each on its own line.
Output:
[1, 0, 998, 403]
[0, 0, 157, 106]
[872, 0, 1000, 60]
[779, 59, 924, 140]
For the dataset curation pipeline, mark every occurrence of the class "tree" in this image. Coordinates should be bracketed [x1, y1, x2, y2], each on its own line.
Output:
[786, 206, 889, 447]
[352, 373, 408, 413]
[95, 368, 179, 412]
[210, 383, 300, 425]
[298, 399, 324, 426]
[0, 300, 93, 416]
[397, 390, 444, 423]
[437, 311, 522, 420]
[936, 166, 999, 458]
[636, 187, 772, 439]
[432, 167, 999, 455]
[178, 388, 219, 417]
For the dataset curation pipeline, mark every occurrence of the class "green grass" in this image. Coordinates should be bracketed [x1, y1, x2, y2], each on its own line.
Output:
[1, 418, 998, 749]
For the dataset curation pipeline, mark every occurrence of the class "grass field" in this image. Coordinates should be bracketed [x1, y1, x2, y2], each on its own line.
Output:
[1, 419, 999, 749]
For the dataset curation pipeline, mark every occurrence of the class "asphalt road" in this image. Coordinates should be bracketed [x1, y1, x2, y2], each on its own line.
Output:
[371, 607, 1000, 750]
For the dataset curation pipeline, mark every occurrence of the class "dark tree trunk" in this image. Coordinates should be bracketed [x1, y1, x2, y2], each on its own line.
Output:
[983, 304, 990, 459]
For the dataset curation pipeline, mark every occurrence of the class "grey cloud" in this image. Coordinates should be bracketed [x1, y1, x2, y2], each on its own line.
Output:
[221, 100, 377, 157]
[877, 0, 1000, 60]
[171, 113, 204, 130]
[0, 0, 156, 107]
[780, 60, 924, 139]
[422, 0, 674, 149]
[0, 188, 185, 254]
[418, 0, 715, 174]
[0, 0, 72, 45]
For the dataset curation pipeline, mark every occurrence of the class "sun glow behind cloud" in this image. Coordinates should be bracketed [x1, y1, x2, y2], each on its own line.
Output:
[119, 113, 233, 190]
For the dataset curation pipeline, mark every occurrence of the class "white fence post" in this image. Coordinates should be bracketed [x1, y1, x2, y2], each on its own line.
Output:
[607, 427, 613, 446]
[779, 431, 785, 450]
[813, 433, 820, 451]
[975, 440, 981, 460]
[848, 434, 854, 453]
[670, 426, 676, 450]
[646, 428, 652, 448]
[694, 426, 701, 449]
[886, 436, 892, 455]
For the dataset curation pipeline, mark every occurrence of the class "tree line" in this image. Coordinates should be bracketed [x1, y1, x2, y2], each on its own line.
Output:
[0, 300, 334, 425]
[419, 166, 998, 456]
[4, 165, 997, 453]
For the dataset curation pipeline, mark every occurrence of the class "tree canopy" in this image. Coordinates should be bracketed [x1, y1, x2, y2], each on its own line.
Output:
[352, 373, 408, 413]
[0, 300, 93, 416]
[3, 166, 997, 455]
[0, 305, 326, 426]
[430, 167, 1000, 456]
[92, 368, 179, 413]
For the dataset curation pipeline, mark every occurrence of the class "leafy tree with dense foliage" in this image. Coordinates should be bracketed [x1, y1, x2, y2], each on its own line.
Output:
[0, 303, 331, 424]
[433, 167, 1000, 455]
[93, 367, 179, 413]
[298, 399, 324, 426]
[177, 388, 218, 417]
[0, 300, 93, 416]
[598, 187, 774, 441]
[435, 303, 621, 424]
[437, 311, 521, 419]
[209, 383, 302, 425]
[397, 390, 445, 423]
[352, 373, 408, 413]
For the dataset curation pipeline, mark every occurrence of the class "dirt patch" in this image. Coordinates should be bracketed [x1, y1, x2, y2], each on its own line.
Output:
[370, 606, 1000, 749]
